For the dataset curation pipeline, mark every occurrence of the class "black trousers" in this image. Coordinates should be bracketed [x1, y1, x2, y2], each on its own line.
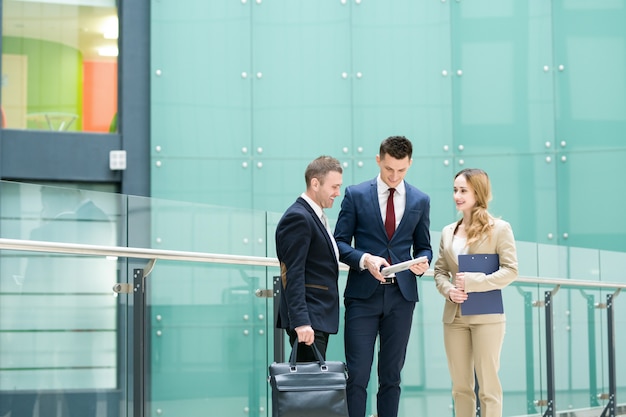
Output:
[286, 329, 330, 362]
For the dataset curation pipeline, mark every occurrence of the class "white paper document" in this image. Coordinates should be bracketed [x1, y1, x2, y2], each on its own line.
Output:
[381, 256, 428, 276]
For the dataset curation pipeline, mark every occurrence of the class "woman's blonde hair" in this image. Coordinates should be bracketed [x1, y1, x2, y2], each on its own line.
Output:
[455, 168, 494, 247]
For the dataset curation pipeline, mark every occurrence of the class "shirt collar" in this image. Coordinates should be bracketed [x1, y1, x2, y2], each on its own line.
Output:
[376, 175, 405, 196]
[300, 193, 324, 219]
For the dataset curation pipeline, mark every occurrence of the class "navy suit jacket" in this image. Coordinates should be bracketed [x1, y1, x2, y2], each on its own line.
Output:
[334, 178, 432, 302]
[275, 197, 340, 334]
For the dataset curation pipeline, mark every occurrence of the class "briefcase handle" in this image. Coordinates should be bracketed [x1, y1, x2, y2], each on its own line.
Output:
[288, 341, 328, 372]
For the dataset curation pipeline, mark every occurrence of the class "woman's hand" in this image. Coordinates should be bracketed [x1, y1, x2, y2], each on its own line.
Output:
[448, 287, 468, 303]
[454, 272, 466, 291]
[449, 272, 468, 303]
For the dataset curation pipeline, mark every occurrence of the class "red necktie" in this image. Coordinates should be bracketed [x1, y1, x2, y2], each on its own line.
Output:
[385, 188, 396, 240]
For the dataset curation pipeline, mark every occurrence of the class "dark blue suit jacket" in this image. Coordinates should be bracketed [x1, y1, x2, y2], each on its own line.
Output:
[275, 197, 340, 334]
[334, 178, 432, 302]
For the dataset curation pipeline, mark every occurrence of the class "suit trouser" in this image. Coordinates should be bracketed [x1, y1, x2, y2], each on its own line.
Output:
[443, 315, 506, 417]
[344, 284, 415, 417]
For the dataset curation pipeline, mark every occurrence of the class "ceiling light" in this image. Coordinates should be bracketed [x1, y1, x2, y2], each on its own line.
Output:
[102, 17, 118, 39]
[98, 46, 118, 57]
[103, 29, 118, 40]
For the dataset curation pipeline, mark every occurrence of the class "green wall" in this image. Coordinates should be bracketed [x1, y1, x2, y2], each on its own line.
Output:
[3, 36, 82, 131]
[149, 2, 626, 416]
[150, 1, 626, 253]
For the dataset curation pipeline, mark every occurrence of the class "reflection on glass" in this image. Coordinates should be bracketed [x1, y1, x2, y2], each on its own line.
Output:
[0, 181, 124, 417]
[1, 0, 118, 133]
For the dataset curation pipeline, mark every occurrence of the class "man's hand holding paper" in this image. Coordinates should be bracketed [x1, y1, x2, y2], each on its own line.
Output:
[381, 255, 429, 277]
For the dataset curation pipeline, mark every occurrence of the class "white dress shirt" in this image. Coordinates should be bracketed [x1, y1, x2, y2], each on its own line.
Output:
[376, 175, 406, 230]
[301, 193, 339, 261]
[359, 176, 407, 269]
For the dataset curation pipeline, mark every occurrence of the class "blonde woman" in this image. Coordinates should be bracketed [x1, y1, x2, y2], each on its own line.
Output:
[434, 168, 518, 417]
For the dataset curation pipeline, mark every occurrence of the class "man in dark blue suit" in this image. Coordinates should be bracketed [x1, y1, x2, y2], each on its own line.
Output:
[275, 156, 343, 361]
[334, 136, 432, 417]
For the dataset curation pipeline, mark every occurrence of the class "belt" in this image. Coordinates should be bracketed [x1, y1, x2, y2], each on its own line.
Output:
[380, 276, 397, 285]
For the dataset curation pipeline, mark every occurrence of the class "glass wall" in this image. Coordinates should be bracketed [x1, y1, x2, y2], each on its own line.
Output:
[0, 182, 625, 417]
[1, 0, 118, 133]
[150, 0, 626, 254]
[0, 181, 127, 417]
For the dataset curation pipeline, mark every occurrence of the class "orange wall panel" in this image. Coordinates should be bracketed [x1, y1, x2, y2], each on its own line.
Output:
[83, 61, 117, 132]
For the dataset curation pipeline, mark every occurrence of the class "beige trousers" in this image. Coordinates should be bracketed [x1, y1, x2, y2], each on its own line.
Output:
[443, 315, 506, 417]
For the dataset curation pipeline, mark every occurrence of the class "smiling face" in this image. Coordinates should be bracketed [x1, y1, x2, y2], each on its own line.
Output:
[310, 170, 342, 209]
[376, 154, 412, 189]
[453, 173, 476, 215]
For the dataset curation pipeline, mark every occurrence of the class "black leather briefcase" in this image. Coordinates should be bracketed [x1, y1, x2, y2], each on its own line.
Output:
[268, 341, 348, 417]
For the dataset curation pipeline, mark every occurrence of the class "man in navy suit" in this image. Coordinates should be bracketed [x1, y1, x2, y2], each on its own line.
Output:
[275, 155, 343, 361]
[334, 136, 432, 417]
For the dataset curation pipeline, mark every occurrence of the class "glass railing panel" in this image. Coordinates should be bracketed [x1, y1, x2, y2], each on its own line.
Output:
[265, 212, 281, 263]
[0, 181, 129, 417]
[552, 248, 598, 410]
[410, 230, 452, 412]
[499, 287, 541, 415]
[537, 243, 569, 279]
[510, 241, 545, 415]
[410, 276, 459, 415]
[0, 249, 128, 417]
[599, 250, 626, 409]
[145, 261, 276, 417]
[124, 195, 274, 416]
[130, 194, 268, 256]
[1, 181, 624, 417]
[0, 181, 122, 247]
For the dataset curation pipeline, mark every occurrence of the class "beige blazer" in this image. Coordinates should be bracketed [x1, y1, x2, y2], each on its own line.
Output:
[434, 218, 518, 324]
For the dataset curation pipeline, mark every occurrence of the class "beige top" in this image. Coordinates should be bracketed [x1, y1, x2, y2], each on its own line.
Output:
[433, 218, 518, 324]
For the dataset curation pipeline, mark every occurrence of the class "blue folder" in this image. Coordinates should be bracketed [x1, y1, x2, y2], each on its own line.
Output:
[458, 254, 503, 315]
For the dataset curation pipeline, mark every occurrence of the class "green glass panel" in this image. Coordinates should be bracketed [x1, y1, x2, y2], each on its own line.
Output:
[509, 242, 545, 414]
[148, 263, 271, 417]
[351, 0, 452, 156]
[150, 157, 253, 210]
[537, 243, 569, 278]
[254, 157, 391, 219]
[556, 150, 626, 251]
[0, 182, 128, 417]
[551, 286, 596, 409]
[265, 211, 281, 263]
[252, 159, 304, 215]
[144, 194, 272, 416]
[151, 102, 252, 159]
[498, 282, 543, 415]
[344, 157, 378, 193]
[407, 157, 456, 235]
[552, 2, 626, 150]
[148, 198, 267, 257]
[608, 250, 626, 391]
[435, 154, 558, 245]
[251, 1, 351, 158]
[450, 0, 555, 155]
[151, 2, 251, 158]
[250, 158, 311, 216]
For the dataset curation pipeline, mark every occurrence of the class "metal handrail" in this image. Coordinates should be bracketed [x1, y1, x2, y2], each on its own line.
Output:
[0, 237, 278, 266]
[0, 238, 624, 293]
